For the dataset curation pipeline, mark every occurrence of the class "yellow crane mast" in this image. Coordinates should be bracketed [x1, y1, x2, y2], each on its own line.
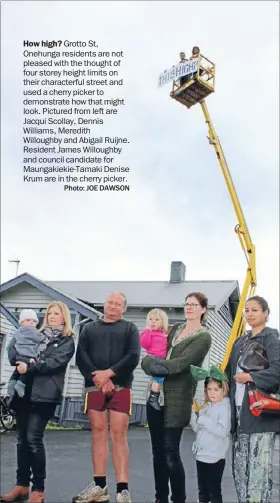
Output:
[167, 50, 257, 370]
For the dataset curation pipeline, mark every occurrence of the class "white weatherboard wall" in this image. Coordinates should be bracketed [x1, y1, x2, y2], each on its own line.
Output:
[208, 308, 232, 366]
[1, 282, 53, 309]
[0, 314, 16, 395]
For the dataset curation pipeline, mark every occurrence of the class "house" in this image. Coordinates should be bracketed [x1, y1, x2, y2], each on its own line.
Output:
[0, 304, 19, 388]
[0, 261, 240, 425]
[0, 275, 100, 424]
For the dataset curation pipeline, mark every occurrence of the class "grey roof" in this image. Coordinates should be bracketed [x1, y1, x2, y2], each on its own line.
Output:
[48, 280, 239, 311]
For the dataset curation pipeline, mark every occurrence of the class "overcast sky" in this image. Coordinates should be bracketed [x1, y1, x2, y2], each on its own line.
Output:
[1, 1, 279, 327]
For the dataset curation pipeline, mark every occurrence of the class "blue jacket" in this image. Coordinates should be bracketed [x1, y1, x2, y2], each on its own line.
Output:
[192, 397, 231, 463]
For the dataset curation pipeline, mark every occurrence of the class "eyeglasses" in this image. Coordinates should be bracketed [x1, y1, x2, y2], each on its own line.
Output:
[185, 303, 200, 308]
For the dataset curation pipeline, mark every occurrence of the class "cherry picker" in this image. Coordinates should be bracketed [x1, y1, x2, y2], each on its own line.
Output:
[167, 50, 257, 370]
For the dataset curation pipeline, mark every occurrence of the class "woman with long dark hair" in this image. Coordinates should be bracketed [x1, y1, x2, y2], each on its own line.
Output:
[141, 292, 212, 503]
[225, 295, 280, 503]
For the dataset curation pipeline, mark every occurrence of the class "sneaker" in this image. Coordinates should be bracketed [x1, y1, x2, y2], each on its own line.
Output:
[72, 481, 109, 503]
[116, 490, 131, 503]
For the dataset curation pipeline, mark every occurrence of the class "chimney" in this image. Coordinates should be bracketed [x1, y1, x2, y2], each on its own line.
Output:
[170, 261, 186, 283]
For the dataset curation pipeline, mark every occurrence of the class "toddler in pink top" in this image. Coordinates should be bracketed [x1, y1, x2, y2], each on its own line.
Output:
[140, 308, 168, 410]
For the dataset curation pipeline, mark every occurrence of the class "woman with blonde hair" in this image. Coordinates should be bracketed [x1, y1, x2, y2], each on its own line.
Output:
[1, 301, 75, 503]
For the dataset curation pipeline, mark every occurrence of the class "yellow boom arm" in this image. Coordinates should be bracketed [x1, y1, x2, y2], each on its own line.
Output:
[200, 100, 257, 370]
[169, 54, 257, 371]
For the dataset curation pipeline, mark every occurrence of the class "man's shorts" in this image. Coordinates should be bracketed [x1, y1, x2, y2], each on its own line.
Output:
[85, 388, 132, 415]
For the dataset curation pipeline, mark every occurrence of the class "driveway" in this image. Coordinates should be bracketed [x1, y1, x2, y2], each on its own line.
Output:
[1, 427, 279, 503]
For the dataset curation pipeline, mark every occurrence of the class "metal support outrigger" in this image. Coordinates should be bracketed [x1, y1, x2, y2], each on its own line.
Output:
[169, 51, 257, 370]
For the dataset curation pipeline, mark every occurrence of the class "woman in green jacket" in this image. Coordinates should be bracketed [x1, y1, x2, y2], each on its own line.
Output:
[141, 292, 212, 503]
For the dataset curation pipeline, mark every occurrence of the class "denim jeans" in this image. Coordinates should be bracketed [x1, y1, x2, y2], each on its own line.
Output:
[16, 402, 56, 491]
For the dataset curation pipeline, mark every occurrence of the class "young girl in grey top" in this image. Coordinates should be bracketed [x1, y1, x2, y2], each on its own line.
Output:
[191, 365, 231, 503]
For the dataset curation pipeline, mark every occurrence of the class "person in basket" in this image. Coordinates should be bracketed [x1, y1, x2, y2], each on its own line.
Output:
[190, 365, 231, 503]
[140, 309, 168, 410]
[225, 295, 280, 503]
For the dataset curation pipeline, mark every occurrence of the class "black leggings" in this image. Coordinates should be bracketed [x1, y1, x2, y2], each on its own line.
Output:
[147, 403, 186, 503]
[16, 402, 55, 491]
[196, 459, 225, 503]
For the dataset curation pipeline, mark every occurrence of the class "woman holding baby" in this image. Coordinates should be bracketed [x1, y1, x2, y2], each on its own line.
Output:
[0, 301, 75, 503]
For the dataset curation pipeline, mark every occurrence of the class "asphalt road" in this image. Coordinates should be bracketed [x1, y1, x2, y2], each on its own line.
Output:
[0, 428, 279, 503]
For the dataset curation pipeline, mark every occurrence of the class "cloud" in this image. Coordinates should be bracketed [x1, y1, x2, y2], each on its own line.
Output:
[1, 1, 279, 328]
